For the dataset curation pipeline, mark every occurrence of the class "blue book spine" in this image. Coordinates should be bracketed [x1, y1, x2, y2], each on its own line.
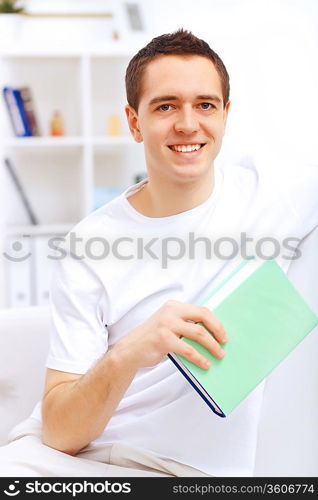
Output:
[13, 88, 33, 137]
[2, 86, 26, 137]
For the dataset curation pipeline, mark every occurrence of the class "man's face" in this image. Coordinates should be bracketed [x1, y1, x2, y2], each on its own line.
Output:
[126, 55, 230, 184]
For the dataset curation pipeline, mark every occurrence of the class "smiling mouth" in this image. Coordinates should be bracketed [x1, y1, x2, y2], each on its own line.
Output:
[168, 144, 206, 153]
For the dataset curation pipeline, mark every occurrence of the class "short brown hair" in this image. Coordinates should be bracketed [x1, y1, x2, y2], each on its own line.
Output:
[125, 28, 230, 111]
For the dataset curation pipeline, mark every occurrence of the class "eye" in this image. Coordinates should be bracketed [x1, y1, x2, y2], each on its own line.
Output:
[157, 104, 172, 112]
[199, 102, 215, 110]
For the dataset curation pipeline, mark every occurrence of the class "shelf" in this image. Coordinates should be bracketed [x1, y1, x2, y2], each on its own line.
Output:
[92, 136, 136, 146]
[4, 137, 84, 148]
[0, 43, 142, 308]
[6, 224, 74, 236]
[3, 136, 136, 148]
[0, 45, 137, 59]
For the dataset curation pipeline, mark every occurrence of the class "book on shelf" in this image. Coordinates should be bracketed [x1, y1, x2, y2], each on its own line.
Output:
[2, 87, 27, 137]
[4, 157, 39, 225]
[168, 258, 318, 418]
[2, 86, 40, 137]
[12, 87, 33, 137]
[19, 86, 41, 136]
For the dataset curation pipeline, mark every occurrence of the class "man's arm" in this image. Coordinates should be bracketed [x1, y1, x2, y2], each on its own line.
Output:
[42, 348, 138, 455]
[42, 300, 228, 455]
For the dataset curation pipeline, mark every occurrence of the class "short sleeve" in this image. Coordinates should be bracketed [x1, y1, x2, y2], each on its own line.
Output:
[46, 252, 109, 374]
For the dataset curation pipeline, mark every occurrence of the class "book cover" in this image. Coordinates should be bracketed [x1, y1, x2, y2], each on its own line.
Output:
[2, 86, 26, 137]
[168, 259, 318, 417]
[19, 86, 41, 136]
[12, 88, 33, 137]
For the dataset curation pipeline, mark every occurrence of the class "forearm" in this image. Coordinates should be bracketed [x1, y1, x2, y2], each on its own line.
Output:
[42, 345, 138, 455]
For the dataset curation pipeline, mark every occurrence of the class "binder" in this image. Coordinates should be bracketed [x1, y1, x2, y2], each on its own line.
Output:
[33, 236, 54, 306]
[168, 259, 318, 417]
[5, 236, 34, 307]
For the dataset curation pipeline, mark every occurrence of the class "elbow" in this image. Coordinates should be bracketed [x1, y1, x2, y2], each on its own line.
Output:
[41, 399, 80, 455]
[42, 426, 80, 456]
[42, 435, 79, 456]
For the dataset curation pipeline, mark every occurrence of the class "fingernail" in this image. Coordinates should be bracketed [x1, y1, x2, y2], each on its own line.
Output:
[219, 348, 225, 357]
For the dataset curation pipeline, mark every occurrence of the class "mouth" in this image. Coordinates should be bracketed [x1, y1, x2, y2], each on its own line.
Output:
[168, 143, 206, 154]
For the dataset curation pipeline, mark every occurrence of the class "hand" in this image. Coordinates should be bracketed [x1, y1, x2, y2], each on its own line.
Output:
[114, 299, 228, 370]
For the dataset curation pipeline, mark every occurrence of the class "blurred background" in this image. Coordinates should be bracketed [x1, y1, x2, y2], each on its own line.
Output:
[0, 0, 317, 476]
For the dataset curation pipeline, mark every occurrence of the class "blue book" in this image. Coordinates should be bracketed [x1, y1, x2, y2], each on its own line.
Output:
[13, 88, 33, 137]
[3, 86, 26, 137]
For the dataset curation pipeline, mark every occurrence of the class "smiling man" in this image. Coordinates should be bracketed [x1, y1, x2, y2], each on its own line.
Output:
[0, 29, 317, 478]
[125, 53, 230, 217]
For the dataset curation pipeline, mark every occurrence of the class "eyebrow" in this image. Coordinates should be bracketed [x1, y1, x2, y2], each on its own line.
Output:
[148, 94, 223, 106]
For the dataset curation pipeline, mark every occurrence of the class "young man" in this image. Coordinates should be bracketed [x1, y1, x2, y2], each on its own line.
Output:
[1, 29, 317, 477]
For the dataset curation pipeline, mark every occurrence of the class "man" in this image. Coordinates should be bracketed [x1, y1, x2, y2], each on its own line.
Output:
[1, 29, 317, 477]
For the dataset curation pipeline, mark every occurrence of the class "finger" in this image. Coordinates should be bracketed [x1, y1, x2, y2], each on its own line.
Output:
[174, 337, 212, 370]
[173, 319, 225, 359]
[178, 303, 228, 344]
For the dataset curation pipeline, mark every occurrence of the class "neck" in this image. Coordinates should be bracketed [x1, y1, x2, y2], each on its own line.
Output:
[130, 168, 215, 217]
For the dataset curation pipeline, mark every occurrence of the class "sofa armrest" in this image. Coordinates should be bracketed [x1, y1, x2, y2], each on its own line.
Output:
[0, 305, 51, 445]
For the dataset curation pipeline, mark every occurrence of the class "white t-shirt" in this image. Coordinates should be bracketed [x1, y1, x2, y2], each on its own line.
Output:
[31, 159, 318, 477]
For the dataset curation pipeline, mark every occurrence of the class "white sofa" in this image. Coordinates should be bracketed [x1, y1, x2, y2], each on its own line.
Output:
[0, 227, 317, 476]
[0, 305, 51, 445]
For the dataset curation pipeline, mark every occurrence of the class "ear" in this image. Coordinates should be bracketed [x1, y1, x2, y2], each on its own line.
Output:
[125, 105, 143, 143]
[222, 100, 231, 133]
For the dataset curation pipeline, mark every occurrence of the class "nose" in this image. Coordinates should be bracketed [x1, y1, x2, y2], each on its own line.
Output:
[174, 107, 199, 134]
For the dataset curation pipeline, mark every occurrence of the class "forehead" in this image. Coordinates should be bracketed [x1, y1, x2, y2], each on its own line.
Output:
[140, 55, 223, 103]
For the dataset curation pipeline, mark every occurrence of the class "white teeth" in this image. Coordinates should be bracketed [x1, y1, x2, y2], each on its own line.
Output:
[171, 144, 201, 152]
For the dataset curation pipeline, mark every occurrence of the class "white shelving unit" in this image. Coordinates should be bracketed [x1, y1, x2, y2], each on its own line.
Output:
[0, 45, 146, 309]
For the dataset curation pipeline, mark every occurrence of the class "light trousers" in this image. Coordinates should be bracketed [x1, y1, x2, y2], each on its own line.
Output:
[0, 418, 211, 477]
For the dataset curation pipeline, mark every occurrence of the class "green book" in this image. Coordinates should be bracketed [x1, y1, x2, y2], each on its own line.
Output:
[168, 259, 318, 417]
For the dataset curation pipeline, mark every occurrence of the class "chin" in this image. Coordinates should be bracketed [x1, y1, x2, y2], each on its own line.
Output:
[171, 164, 211, 182]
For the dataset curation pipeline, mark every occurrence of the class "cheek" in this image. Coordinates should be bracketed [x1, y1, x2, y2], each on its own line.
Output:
[143, 124, 169, 148]
[140, 118, 163, 139]
[209, 120, 226, 140]
[143, 135, 163, 160]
